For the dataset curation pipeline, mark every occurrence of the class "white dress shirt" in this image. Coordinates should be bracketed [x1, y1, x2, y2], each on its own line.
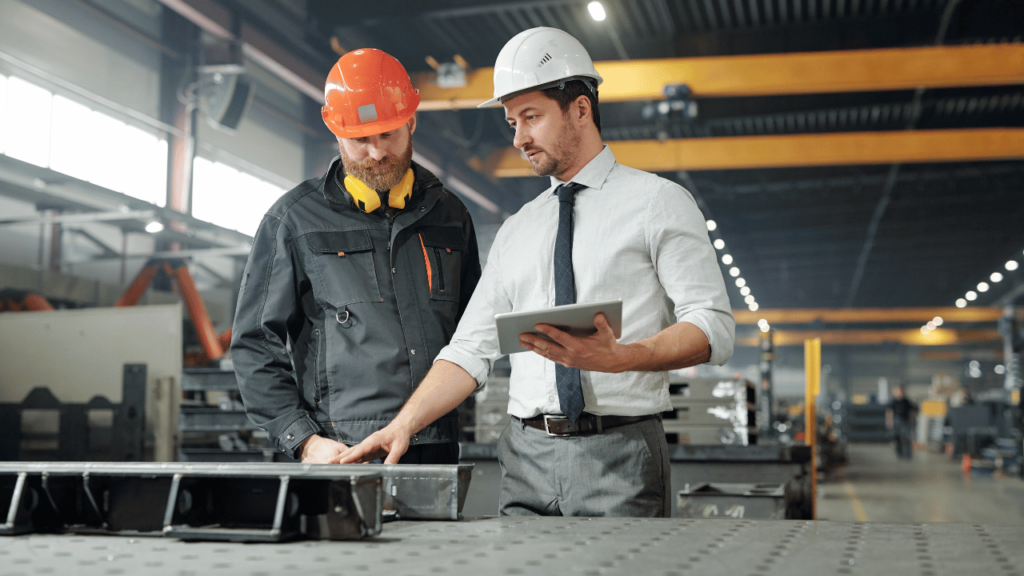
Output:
[435, 146, 735, 418]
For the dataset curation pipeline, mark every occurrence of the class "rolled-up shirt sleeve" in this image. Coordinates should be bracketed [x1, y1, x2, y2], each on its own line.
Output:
[434, 224, 514, 388]
[647, 182, 736, 366]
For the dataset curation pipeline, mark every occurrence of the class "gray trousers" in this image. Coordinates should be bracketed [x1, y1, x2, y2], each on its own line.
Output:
[497, 414, 671, 517]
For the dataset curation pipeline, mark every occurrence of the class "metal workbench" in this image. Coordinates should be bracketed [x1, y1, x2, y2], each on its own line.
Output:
[1, 517, 1021, 575]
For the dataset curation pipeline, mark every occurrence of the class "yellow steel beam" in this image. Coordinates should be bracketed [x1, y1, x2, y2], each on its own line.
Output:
[733, 307, 1003, 325]
[736, 329, 1001, 347]
[414, 44, 1024, 110]
[489, 128, 1024, 176]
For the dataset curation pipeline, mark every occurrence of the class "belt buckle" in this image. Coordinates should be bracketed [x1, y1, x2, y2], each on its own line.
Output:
[542, 414, 572, 437]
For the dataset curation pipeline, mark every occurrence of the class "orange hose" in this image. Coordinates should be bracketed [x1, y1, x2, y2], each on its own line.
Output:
[21, 294, 54, 311]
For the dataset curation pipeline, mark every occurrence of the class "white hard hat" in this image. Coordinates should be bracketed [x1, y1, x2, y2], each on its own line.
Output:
[478, 27, 603, 108]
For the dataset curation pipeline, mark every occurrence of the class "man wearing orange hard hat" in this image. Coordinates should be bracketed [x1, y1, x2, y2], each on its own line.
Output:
[232, 48, 481, 464]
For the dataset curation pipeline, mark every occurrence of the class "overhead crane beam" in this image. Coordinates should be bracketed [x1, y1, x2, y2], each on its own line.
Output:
[733, 307, 1003, 324]
[413, 44, 1024, 110]
[737, 329, 1001, 347]
[486, 129, 1024, 176]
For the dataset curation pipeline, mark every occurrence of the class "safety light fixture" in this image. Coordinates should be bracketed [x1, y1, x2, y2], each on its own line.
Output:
[706, 219, 717, 231]
[966, 291, 978, 301]
[977, 282, 990, 293]
[722, 254, 733, 265]
[749, 302, 759, 311]
[740, 286, 751, 296]
[736, 278, 746, 288]
[729, 267, 740, 277]
[713, 239, 725, 250]
[744, 295, 755, 305]
[587, 1, 607, 21]
[956, 298, 967, 308]
[1008, 260, 1019, 271]
[991, 272, 1004, 283]
[145, 221, 164, 234]
[933, 316, 943, 326]
[920, 326, 930, 335]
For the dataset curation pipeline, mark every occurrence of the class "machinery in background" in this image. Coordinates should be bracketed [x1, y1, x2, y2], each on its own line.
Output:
[0, 365, 147, 462]
[664, 377, 757, 446]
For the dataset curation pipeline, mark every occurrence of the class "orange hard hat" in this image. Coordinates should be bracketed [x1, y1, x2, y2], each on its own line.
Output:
[322, 49, 420, 139]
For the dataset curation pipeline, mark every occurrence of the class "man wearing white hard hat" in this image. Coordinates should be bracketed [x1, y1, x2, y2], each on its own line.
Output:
[343, 28, 734, 517]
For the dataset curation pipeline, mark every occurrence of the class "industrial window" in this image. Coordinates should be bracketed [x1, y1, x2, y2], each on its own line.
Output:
[0, 74, 167, 207]
[191, 156, 284, 237]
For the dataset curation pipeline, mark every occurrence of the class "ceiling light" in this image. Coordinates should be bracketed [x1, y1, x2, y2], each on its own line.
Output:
[1007, 260, 1019, 271]
[920, 326, 930, 335]
[995, 364, 1006, 375]
[991, 272, 1004, 283]
[587, 1, 607, 21]
[145, 221, 164, 234]
[713, 239, 725, 250]
[966, 291, 977, 301]
[735, 278, 746, 288]
[926, 321, 936, 330]
[749, 302, 759, 311]
[759, 322, 770, 333]
[933, 316, 943, 326]
[706, 219, 717, 231]
[977, 282, 989, 293]
[757, 318, 769, 328]
[729, 267, 740, 277]
[740, 286, 751, 296]
[744, 295, 755, 305]
[956, 298, 967, 308]
[722, 254, 733, 265]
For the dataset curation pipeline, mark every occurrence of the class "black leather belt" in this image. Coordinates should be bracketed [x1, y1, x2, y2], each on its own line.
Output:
[513, 413, 656, 437]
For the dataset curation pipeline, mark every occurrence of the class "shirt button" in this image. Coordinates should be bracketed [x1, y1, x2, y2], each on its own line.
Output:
[420, 207, 426, 212]
[410, 349, 417, 355]
[286, 434, 294, 441]
[392, 267, 397, 274]
[549, 396, 555, 403]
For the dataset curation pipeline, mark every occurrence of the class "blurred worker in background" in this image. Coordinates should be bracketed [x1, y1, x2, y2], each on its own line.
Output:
[342, 28, 734, 517]
[887, 385, 916, 460]
[231, 49, 481, 464]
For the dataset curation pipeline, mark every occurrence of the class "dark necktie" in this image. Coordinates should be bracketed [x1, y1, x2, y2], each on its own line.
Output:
[554, 182, 586, 422]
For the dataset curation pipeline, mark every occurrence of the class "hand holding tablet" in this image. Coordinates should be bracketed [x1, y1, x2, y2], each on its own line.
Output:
[494, 299, 623, 355]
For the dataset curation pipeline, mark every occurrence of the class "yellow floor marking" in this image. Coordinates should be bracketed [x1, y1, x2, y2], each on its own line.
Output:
[842, 481, 869, 522]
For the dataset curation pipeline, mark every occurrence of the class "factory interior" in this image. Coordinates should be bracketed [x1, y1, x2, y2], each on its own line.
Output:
[1, 0, 1024, 574]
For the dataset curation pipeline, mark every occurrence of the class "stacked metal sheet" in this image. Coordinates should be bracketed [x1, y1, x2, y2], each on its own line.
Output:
[663, 377, 757, 445]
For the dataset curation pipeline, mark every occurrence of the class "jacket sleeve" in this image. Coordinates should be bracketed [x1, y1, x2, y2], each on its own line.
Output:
[231, 213, 322, 459]
[457, 207, 483, 323]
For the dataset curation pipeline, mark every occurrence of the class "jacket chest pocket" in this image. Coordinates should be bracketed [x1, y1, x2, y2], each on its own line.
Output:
[305, 230, 383, 308]
[418, 226, 465, 303]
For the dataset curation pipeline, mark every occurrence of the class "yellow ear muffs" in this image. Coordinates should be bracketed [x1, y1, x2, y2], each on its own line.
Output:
[387, 168, 415, 210]
[343, 168, 415, 213]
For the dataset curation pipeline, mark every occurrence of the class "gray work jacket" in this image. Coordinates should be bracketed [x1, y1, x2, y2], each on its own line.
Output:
[231, 159, 481, 458]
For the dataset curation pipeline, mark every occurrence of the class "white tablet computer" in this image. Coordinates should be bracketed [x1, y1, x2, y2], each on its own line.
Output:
[494, 299, 623, 355]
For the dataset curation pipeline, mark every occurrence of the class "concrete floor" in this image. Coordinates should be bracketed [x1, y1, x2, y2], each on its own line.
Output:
[818, 443, 1024, 524]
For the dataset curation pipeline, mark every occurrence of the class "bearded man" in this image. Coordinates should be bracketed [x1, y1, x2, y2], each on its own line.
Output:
[231, 48, 481, 464]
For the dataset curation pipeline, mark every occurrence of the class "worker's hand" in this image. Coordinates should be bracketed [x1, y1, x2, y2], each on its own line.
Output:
[335, 423, 412, 464]
[521, 313, 628, 373]
[299, 435, 350, 464]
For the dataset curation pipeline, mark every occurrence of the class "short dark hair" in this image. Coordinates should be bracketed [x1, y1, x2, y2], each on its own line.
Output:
[542, 79, 601, 133]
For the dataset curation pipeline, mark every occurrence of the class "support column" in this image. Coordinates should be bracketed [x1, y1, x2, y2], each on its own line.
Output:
[758, 329, 774, 438]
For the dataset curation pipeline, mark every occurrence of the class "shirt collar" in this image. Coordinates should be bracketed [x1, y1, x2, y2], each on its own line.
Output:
[548, 145, 616, 195]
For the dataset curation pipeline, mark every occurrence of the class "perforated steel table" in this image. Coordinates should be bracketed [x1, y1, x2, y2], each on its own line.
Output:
[1, 517, 1022, 576]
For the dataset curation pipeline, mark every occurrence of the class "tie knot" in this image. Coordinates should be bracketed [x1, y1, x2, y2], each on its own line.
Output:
[557, 182, 584, 204]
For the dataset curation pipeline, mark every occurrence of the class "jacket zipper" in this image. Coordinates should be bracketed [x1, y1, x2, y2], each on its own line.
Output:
[313, 328, 322, 404]
[418, 233, 432, 293]
[433, 248, 445, 293]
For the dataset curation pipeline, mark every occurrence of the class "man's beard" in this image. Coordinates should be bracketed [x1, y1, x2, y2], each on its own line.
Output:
[525, 114, 579, 178]
[340, 138, 413, 191]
